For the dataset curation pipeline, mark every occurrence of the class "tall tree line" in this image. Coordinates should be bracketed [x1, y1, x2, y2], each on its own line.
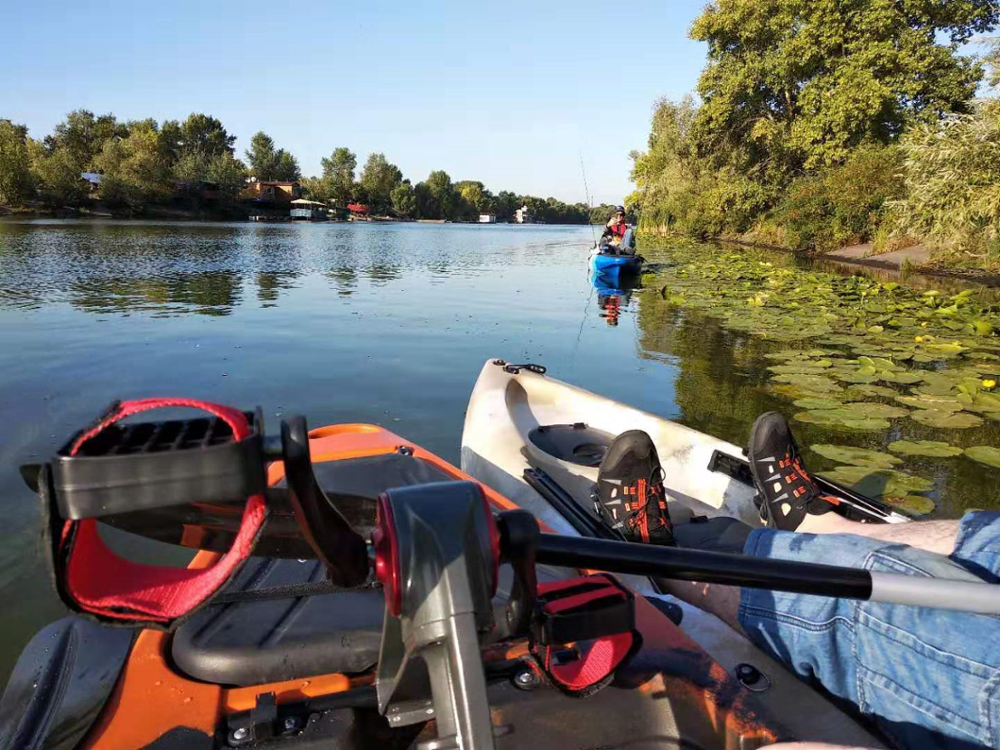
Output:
[629, 0, 1000, 266]
[0, 110, 602, 223]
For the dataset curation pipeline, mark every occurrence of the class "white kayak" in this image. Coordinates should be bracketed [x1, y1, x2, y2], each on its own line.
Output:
[461, 358, 906, 748]
[461, 359, 908, 536]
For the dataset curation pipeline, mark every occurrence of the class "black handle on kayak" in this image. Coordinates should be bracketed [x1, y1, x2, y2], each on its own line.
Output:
[280, 416, 370, 587]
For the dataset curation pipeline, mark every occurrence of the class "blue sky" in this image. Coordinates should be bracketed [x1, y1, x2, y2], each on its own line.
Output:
[3, 1, 708, 204]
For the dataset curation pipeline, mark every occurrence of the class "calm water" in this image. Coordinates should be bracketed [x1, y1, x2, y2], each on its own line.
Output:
[0, 220, 994, 687]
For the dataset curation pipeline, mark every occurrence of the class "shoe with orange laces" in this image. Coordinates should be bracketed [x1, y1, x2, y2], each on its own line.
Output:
[747, 412, 839, 531]
[594, 430, 675, 545]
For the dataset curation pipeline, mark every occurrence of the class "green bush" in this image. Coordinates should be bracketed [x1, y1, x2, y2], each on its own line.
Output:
[768, 144, 904, 251]
[888, 104, 1000, 266]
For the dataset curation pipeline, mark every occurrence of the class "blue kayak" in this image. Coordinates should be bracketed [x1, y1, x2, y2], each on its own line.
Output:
[590, 252, 642, 277]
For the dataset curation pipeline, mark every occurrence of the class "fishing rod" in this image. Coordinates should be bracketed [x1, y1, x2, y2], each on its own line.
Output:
[579, 152, 598, 249]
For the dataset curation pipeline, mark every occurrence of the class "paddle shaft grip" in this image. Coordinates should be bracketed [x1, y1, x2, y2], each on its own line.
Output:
[535, 533, 873, 599]
[535, 534, 1000, 614]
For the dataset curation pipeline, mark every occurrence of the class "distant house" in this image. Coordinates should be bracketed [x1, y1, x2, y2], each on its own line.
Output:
[80, 172, 102, 193]
[478, 213, 497, 223]
[515, 205, 534, 224]
[241, 179, 302, 204]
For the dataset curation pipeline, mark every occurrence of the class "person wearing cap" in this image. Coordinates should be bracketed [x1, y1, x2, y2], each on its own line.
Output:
[601, 206, 630, 253]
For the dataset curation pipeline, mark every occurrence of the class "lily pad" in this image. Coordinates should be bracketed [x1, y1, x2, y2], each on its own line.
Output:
[818, 466, 933, 497]
[834, 370, 881, 384]
[768, 363, 833, 375]
[811, 444, 901, 468]
[793, 411, 890, 430]
[878, 371, 924, 385]
[850, 384, 899, 398]
[772, 374, 843, 392]
[914, 382, 958, 397]
[895, 395, 963, 413]
[909, 410, 983, 429]
[792, 397, 843, 410]
[882, 495, 936, 516]
[842, 402, 909, 419]
[888, 440, 963, 458]
[965, 446, 1000, 468]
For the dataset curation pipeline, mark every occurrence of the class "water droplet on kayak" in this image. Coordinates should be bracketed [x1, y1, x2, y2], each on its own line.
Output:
[183, 697, 192, 704]
[155, 680, 162, 686]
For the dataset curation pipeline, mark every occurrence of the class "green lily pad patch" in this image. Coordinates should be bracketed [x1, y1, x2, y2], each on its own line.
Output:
[895, 394, 963, 412]
[811, 444, 901, 468]
[794, 411, 890, 430]
[793, 397, 843, 410]
[888, 440, 963, 458]
[882, 495, 936, 516]
[818, 466, 934, 497]
[965, 446, 1000, 468]
[909, 410, 983, 429]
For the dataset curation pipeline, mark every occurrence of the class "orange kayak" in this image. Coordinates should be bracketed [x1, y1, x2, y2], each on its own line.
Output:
[0, 423, 866, 749]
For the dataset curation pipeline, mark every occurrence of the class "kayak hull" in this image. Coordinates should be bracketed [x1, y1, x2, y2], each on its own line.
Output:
[591, 252, 642, 278]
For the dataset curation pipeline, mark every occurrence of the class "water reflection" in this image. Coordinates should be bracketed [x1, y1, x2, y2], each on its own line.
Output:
[591, 271, 639, 327]
[633, 262, 1000, 518]
[256, 272, 299, 307]
[70, 271, 244, 316]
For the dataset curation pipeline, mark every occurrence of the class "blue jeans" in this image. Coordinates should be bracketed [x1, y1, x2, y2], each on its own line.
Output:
[740, 511, 1000, 749]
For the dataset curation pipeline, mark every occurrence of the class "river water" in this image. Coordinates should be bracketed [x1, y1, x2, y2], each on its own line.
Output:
[0, 220, 996, 686]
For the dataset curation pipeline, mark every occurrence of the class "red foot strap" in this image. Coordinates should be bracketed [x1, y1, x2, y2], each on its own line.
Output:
[57, 399, 266, 628]
[532, 574, 637, 694]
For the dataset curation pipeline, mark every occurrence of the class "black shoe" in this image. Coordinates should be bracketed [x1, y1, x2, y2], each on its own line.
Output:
[746, 412, 837, 531]
[595, 430, 674, 545]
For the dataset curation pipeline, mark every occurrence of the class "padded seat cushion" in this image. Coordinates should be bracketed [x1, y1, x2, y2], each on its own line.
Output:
[172, 557, 384, 686]
[172, 453, 454, 687]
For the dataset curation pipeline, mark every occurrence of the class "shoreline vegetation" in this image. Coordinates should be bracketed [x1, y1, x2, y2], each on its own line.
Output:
[0, 112, 620, 226]
[628, 1, 1000, 277]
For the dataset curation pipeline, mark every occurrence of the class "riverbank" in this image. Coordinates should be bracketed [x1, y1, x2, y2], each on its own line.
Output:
[640, 226, 1000, 288]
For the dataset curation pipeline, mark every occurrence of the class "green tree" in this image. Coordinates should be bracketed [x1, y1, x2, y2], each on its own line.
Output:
[391, 180, 417, 217]
[455, 180, 498, 218]
[28, 138, 87, 204]
[274, 150, 300, 181]
[359, 152, 403, 213]
[44, 110, 125, 169]
[495, 190, 519, 222]
[320, 147, 356, 207]
[173, 151, 208, 183]
[425, 170, 455, 219]
[690, 0, 997, 173]
[0, 120, 34, 206]
[92, 121, 174, 208]
[178, 113, 235, 159]
[414, 181, 435, 218]
[245, 132, 300, 181]
[245, 131, 277, 179]
[205, 152, 249, 200]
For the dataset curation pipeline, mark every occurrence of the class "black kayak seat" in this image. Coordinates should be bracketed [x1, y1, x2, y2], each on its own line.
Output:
[172, 452, 454, 687]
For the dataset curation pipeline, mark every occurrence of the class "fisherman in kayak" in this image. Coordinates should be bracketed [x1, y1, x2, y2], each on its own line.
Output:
[595, 415, 1000, 750]
[600, 206, 633, 255]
